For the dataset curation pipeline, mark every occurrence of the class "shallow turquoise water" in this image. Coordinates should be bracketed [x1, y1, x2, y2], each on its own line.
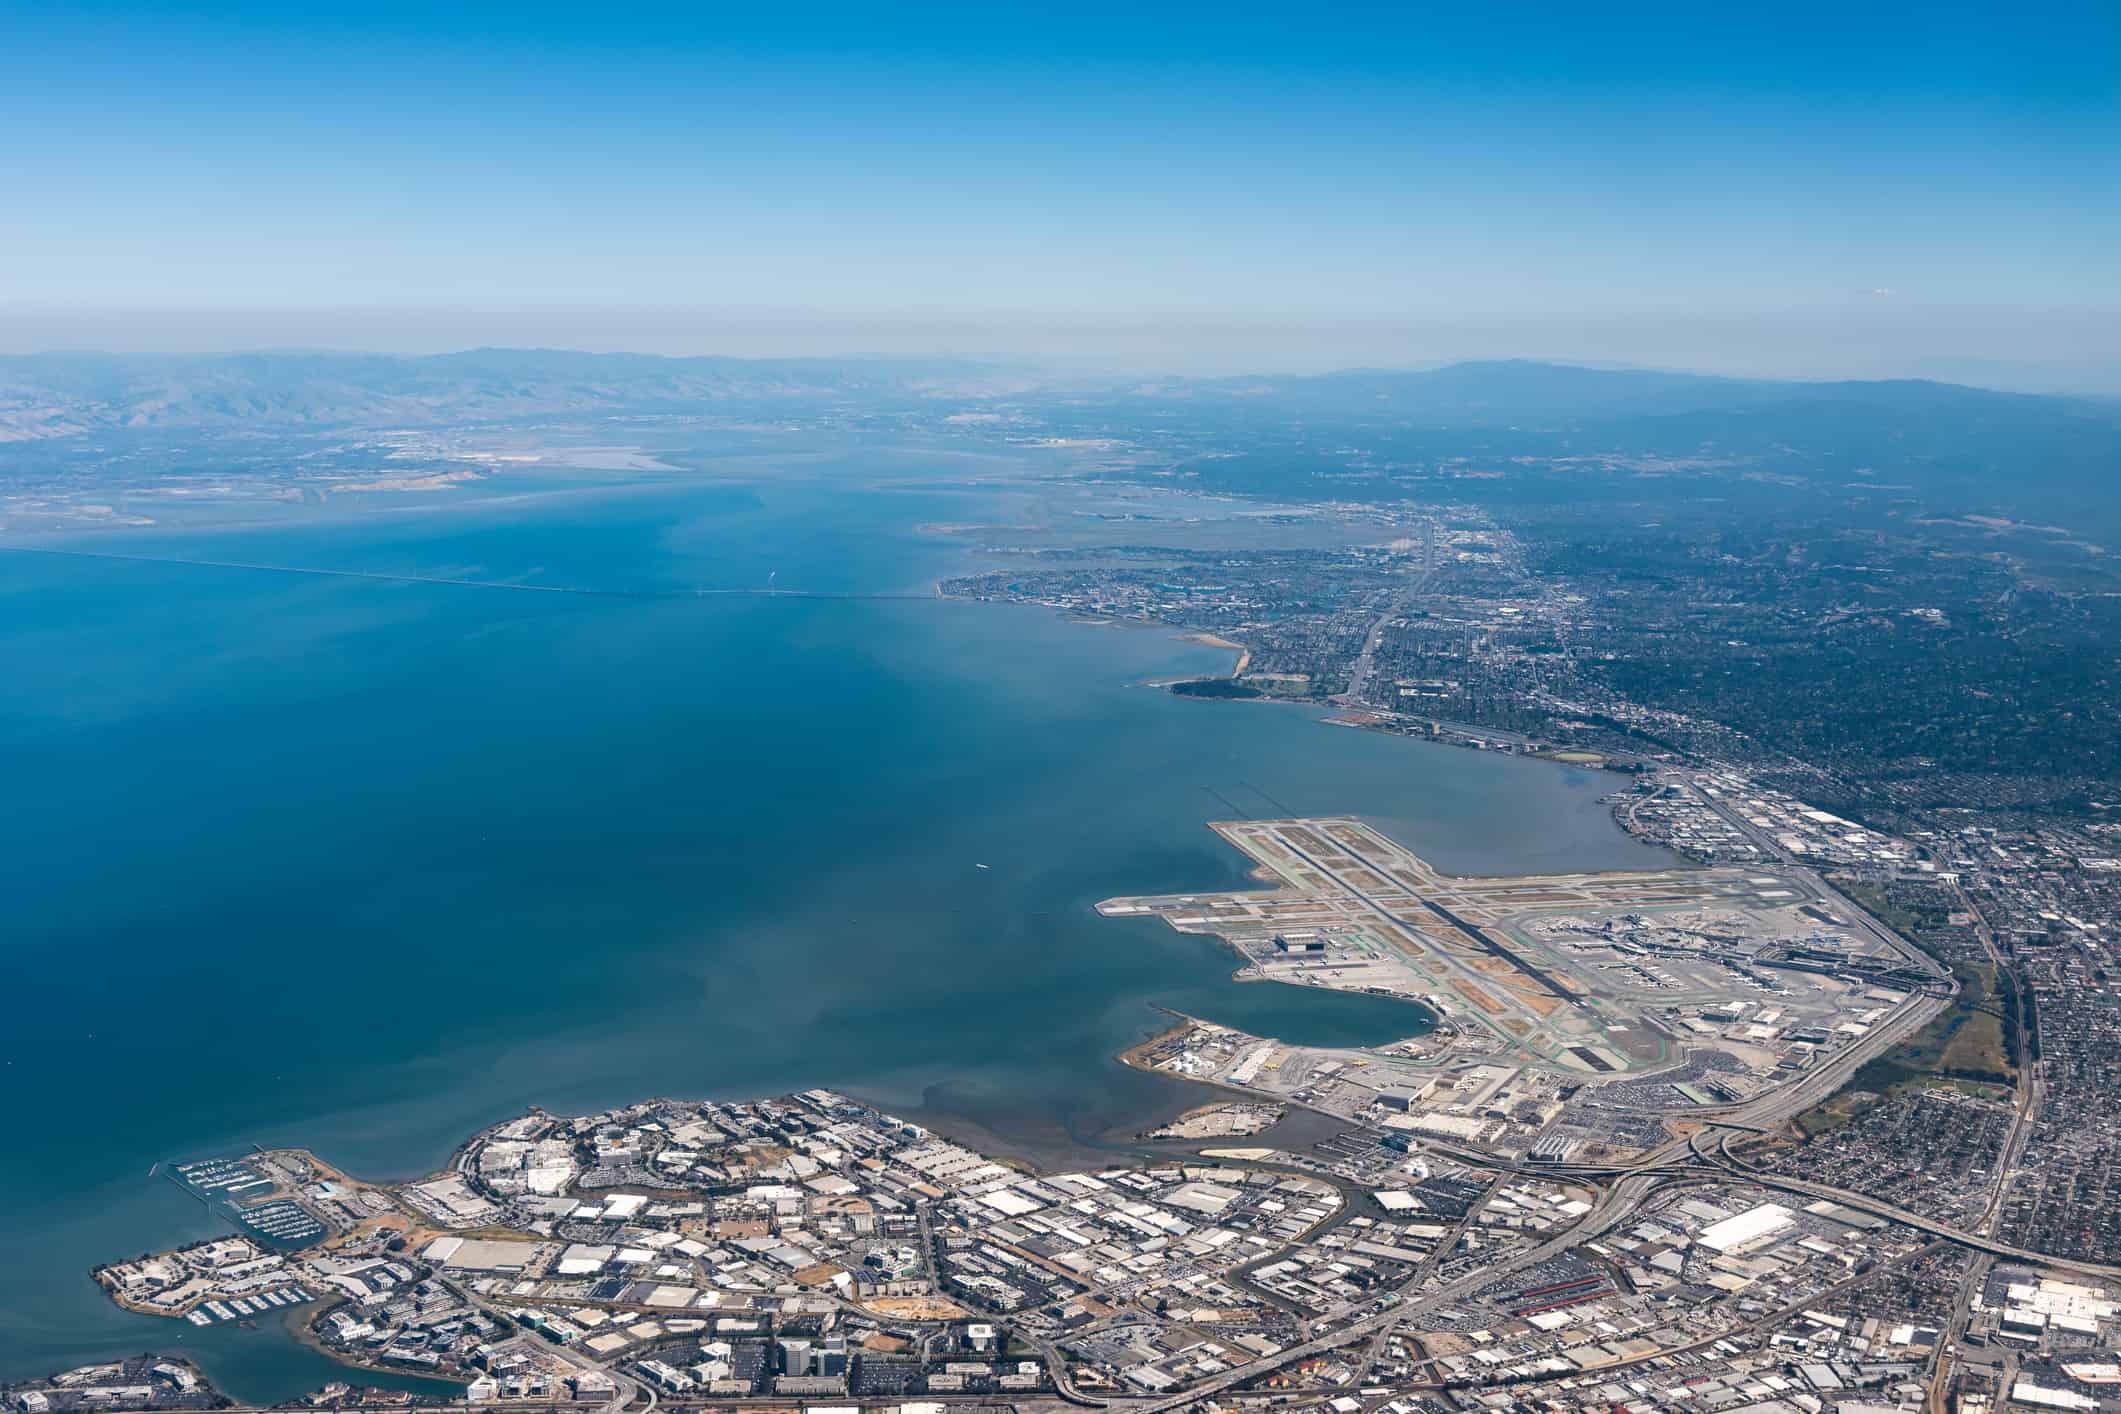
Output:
[0, 464, 1668, 1398]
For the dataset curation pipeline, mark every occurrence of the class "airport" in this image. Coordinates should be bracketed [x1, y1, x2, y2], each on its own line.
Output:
[1103, 819, 1949, 1160]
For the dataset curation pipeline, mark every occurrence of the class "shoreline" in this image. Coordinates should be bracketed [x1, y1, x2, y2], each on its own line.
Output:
[62, 587, 1665, 1395]
[1113, 1008, 1359, 1130]
[283, 1296, 474, 1390]
[1174, 630, 1251, 677]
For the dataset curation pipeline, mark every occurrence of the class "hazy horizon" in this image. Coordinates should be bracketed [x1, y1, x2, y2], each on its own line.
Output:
[4, 308, 2120, 396]
[5, 2, 2117, 393]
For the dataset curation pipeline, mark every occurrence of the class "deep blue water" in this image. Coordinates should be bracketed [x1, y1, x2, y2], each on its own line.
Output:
[0, 464, 1669, 1399]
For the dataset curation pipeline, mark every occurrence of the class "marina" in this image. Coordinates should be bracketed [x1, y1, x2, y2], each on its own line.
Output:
[164, 1159, 329, 1249]
[2, 474, 1672, 1401]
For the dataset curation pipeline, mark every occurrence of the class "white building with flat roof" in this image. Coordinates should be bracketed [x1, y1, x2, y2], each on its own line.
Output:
[1696, 1203, 1795, 1254]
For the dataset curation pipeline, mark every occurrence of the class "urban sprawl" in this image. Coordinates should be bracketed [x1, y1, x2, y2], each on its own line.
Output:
[20, 463, 2121, 1414]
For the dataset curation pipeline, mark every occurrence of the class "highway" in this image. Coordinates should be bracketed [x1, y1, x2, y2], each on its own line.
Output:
[1690, 1137, 2121, 1279]
[1939, 865, 2046, 1238]
[1237, 810, 1949, 1094]
[1338, 524, 1435, 707]
[260, 802, 2054, 1414]
[1098, 1135, 2121, 1414]
[1110, 1083, 2116, 1411]
[1065, 836, 2039, 1410]
[1127, 1172, 1668, 1413]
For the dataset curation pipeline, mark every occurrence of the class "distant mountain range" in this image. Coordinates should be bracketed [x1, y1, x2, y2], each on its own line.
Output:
[4, 353, 2116, 515]
[0, 348, 1042, 441]
[1185, 358, 2121, 422]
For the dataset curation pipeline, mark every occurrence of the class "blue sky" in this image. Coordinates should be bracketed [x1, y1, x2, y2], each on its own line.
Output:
[3, 0, 2117, 382]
